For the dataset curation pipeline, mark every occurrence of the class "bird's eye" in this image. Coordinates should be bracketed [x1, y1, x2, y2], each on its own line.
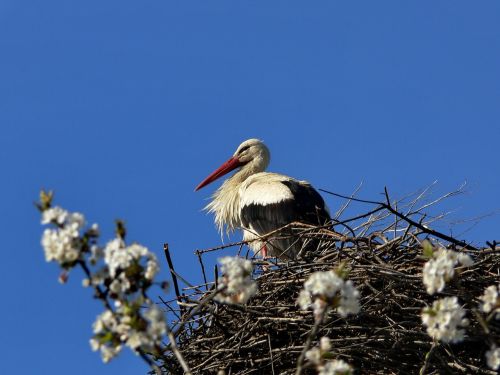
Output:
[238, 145, 250, 154]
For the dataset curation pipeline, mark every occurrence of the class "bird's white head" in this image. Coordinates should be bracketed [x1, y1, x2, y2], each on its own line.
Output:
[195, 138, 270, 191]
[233, 138, 270, 168]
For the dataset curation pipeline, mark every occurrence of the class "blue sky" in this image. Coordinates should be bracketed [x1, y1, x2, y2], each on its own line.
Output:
[1, 1, 499, 374]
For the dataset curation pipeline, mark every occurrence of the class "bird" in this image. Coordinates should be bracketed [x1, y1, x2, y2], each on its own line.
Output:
[195, 138, 331, 259]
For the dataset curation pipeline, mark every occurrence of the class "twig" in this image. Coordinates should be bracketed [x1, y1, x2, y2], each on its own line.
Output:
[334, 181, 364, 220]
[321, 188, 478, 250]
[268, 333, 276, 375]
[164, 243, 183, 309]
[196, 250, 208, 291]
[295, 310, 325, 375]
[167, 329, 193, 375]
[419, 342, 437, 375]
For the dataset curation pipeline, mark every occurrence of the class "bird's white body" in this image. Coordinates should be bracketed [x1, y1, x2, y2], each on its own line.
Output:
[207, 172, 297, 233]
[197, 139, 330, 259]
[240, 173, 295, 206]
[240, 173, 300, 257]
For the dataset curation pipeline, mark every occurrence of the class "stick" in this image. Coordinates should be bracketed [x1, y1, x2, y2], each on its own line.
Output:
[196, 250, 208, 291]
[167, 329, 193, 375]
[295, 310, 325, 375]
[164, 244, 184, 312]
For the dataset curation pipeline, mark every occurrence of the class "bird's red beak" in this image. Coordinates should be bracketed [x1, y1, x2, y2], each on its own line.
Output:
[195, 156, 242, 191]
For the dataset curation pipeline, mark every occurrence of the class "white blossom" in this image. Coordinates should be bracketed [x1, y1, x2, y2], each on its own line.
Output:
[305, 346, 322, 365]
[297, 289, 312, 310]
[103, 238, 129, 277]
[305, 337, 333, 365]
[421, 296, 468, 343]
[68, 212, 85, 229]
[457, 252, 474, 267]
[319, 359, 353, 375]
[486, 345, 500, 371]
[40, 207, 86, 266]
[479, 284, 500, 318]
[42, 206, 68, 225]
[90, 310, 122, 362]
[125, 331, 150, 350]
[320, 336, 331, 352]
[337, 281, 361, 318]
[90, 223, 100, 235]
[109, 274, 132, 295]
[42, 206, 85, 229]
[91, 303, 167, 361]
[99, 344, 122, 363]
[90, 337, 100, 351]
[297, 271, 360, 319]
[303, 271, 344, 300]
[215, 257, 257, 304]
[422, 247, 474, 295]
[144, 254, 160, 280]
[122, 304, 167, 351]
[305, 337, 353, 374]
[103, 240, 159, 292]
[93, 310, 118, 334]
[144, 305, 167, 342]
[41, 227, 80, 264]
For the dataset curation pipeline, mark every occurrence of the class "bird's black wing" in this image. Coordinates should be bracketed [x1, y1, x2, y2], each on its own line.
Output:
[240, 180, 330, 257]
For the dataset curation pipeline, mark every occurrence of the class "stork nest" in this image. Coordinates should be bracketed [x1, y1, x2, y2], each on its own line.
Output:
[157, 186, 500, 374]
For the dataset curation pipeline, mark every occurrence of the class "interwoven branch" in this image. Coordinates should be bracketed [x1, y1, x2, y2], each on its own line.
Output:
[157, 186, 499, 374]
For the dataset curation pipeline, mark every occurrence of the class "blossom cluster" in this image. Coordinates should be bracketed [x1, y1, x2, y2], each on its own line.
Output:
[41, 206, 87, 266]
[90, 300, 167, 363]
[94, 238, 160, 297]
[421, 296, 468, 343]
[38, 193, 166, 365]
[215, 256, 257, 304]
[297, 270, 360, 321]
[422, 244, 474, 295]
[479, 284, 500, 319]
[420, 243, 499, 370]
[478, 284, 500, 370]
[41, 206, 160, 297]
[305, 337, 353, 375]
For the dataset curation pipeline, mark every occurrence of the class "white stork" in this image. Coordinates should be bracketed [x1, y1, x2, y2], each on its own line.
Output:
[195, 139, 331, 259]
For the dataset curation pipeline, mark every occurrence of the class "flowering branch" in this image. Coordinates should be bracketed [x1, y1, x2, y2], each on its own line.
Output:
[37, 191, 168, 369]
[419, 239, 500, 372]
[296, 265, 360, 374]
[295, 309, 324, 375]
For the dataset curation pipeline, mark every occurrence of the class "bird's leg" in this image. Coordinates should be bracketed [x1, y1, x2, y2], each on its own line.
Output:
[260, 244, 272, 272]
[261, 244, 268, 259]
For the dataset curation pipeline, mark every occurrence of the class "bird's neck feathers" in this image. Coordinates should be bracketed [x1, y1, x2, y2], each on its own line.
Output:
[205, 156, 268, 236]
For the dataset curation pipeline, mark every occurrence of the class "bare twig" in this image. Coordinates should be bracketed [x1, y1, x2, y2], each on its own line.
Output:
[164, 244, 183, 307]
[295, 311, 324, 375]
[167, 329, 192, 375]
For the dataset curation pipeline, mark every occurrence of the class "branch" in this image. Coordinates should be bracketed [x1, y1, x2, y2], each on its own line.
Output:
[320, 188, 478, 250]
